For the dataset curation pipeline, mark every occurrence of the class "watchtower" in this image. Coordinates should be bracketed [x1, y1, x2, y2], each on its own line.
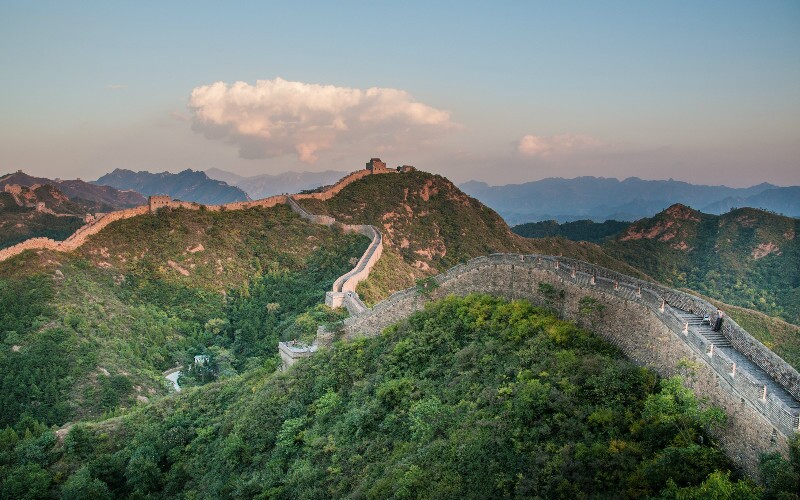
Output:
[148, 195, 171, 213]
[366, 158, 389, 173]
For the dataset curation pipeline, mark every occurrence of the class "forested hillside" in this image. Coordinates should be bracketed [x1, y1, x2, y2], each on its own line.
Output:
[0, 205, 368, 431]
[605, 205, 800, 324]
[513, 219, 630, 243]
[5, 295, 795, 498]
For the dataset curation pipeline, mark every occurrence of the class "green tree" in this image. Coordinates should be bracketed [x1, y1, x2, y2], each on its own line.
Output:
[61, 466, 112, 500]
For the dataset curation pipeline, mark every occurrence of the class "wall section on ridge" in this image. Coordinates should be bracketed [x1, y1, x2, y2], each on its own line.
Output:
[341, 254, 798, 477]
[0, 164, 397, 264]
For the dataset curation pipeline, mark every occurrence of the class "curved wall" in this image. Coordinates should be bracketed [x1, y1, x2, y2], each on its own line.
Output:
[341, 253, 800, 476]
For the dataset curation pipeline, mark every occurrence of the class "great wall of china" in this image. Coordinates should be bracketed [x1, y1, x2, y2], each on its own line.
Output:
[329, 253, 800, 476]
[2, 161, 797, 477]
[0, 160, 397, 264]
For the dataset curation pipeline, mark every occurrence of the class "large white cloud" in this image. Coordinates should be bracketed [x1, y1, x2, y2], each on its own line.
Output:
[517, 134, 602, 157]
[188, 78, 457, 163]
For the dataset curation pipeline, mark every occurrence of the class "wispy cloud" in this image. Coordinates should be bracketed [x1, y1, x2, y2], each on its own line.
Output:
[188, 78, 459, 163]
[107, 84, 127, 90]
[517, 134, 602, 157]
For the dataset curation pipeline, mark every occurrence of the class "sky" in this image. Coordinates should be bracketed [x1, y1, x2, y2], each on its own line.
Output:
[0, 1, 798, 187]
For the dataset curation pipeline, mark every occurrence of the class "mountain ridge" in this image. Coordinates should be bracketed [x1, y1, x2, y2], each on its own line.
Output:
[460, 175, 795, 224]
[95, 168, 250, 205]
[1, 166, 798, 497]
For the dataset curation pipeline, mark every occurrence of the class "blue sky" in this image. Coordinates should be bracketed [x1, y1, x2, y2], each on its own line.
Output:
[1, 1, 798, 186]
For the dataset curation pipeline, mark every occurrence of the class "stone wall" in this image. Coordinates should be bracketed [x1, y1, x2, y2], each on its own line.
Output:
[0, 205, 150, 262]
[340, 253, 799, 477]
[334, 225, 383, 294]
[0, 162, 402, 264]
[288, 194, 383, 309]
[286, 197, 336, 226]
[293, 168, 394, 202]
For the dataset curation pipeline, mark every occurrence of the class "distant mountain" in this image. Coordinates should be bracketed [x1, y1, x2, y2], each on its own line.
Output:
[459, 176, 781, 224]
[95, 168, 249, 205]
[206, 168, 349, 199]
[204, 167, 246, 186]
[700, 186, 800, 217]
[603, 204, 800, 325]
[0, 170, 146, 209]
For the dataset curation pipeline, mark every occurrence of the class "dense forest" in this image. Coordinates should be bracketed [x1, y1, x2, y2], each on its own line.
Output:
[2, 295, 797, 498]
[512, 219, 631, 243]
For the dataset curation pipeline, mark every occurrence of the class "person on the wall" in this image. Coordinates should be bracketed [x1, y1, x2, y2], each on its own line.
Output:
[713, 310, 724, 332]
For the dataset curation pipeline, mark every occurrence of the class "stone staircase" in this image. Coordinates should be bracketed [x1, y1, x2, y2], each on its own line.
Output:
[674, 309, 800, 412]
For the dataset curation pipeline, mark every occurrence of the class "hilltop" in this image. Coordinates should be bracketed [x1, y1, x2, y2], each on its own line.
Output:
[95, 168, 249, 205]
[296, 170, 529, 301]
[604, 204, 800, 324]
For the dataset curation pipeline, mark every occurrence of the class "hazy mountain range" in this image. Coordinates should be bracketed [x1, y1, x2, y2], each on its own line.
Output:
[460, 176, 799, 224]
[205, 168, 349, 199]
[95, 169, 250, 205]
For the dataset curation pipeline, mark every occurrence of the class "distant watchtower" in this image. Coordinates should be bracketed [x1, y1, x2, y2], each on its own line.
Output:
[148, 195, 171, 213]
[366, 158, 389, 173]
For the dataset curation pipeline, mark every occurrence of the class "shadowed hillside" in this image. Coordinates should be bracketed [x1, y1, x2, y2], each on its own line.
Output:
[0, 184, 116, 249]
[513, 219, 631, 243]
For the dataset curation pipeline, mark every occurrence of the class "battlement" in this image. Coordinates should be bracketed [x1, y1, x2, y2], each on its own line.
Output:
[366, 157, 389, 172]
[148, 195, 171, 213]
